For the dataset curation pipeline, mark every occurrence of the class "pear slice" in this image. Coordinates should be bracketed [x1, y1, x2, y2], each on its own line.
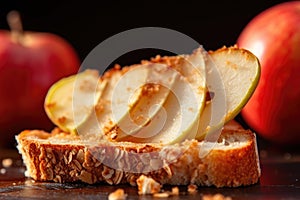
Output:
[44, 70, 106, 134]
[116, 49, 207, 144]
[196, 47, 260, 139]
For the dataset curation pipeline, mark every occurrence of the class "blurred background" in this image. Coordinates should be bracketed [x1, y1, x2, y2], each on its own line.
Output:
[0, 0, 296, 149]
[0, 0, 289, 62]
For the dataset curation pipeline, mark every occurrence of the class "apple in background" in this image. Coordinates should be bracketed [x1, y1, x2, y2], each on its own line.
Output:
[237, 1, 300, 145]
[0, 11, 80, 148]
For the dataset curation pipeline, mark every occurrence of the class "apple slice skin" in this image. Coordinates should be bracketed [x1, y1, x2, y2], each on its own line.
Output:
[196, 47, 261, 139]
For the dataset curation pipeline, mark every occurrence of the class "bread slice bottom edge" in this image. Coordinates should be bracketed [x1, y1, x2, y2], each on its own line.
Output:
[15, 121, 261, 188]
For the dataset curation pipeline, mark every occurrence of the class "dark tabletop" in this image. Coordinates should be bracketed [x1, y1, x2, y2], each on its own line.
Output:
[0, 137, 300, 200]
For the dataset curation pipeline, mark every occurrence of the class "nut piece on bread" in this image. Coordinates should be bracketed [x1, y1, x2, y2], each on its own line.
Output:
[136, 175, 162, 195]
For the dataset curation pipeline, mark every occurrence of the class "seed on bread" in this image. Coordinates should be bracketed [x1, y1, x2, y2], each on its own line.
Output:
[113, 170, 124, 185]
[78, 170, 93, 184]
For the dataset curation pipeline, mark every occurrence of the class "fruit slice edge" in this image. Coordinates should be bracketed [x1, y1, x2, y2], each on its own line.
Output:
[44, 70, 105, 133]
[196, 47, 261, 139]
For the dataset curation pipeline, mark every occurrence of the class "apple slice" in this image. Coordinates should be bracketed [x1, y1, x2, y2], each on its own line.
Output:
[110, 63, 178, 139]
[116, 49, 207, 144]
[119, 75, 203, 144]
[196, 47, 260, 139]
[76, 64, 175, 137]
[44, 70, 106, 134]
[75, 68, 124, 136]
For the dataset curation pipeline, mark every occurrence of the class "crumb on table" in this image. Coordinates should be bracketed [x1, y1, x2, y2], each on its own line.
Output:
[202, 193, 232, 200]
[2, 158, 13, 168]
[188, 184, 198, 194]
[108, 188, 127, 200]
[136, 175, 161, 195]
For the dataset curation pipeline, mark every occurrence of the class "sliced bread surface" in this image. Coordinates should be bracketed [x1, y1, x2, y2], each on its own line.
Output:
[16, 120, 261, 187]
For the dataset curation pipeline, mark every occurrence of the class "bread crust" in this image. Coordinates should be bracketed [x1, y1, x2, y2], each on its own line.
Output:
[16, 123, 261, 187]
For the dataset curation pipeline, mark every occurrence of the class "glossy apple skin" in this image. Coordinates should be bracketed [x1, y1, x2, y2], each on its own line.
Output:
[237, 1, 300, 145]
[0, 31, 80, 148]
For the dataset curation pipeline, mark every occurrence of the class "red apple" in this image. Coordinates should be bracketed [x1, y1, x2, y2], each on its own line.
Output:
[237, 1, 300, 145]
[0, 11, 80, 148]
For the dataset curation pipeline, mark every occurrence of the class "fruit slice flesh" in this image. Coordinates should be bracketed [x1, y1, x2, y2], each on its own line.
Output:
[77, 64, 174, 137]
[116, 48, 207, 144]
[44, 70, 106, 134]
[76, 68, 124, 136]
[80, 49, 206, 144]
[111, 63, 178, 139]
[120, 74, 203, 144]
[44, 47, 260, 144]
[196, 47, 260, 139]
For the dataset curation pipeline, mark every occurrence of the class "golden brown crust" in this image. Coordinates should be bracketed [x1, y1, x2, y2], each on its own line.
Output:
[16, 122, 261, 187]
[203, 133, 259, 187]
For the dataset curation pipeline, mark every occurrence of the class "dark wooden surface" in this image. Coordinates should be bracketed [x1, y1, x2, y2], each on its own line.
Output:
[0, 139, 300, 200]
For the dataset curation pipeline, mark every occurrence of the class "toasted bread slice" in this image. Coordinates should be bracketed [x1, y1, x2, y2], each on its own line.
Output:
[16, 120, 260, 187]
[16, 46, 261, 187]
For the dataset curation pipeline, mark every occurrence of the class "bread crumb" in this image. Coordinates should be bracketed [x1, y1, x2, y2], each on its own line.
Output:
[2, 158, 12, 168]
[171, 186, 179, 195]
[153, 192, 170, 198]
[202, 193, 232, 200]
[136, 175, 161, 195]
[188, 184, 197, 194]
[0, 168, 6, 174]
[108, 189, 127, 200]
